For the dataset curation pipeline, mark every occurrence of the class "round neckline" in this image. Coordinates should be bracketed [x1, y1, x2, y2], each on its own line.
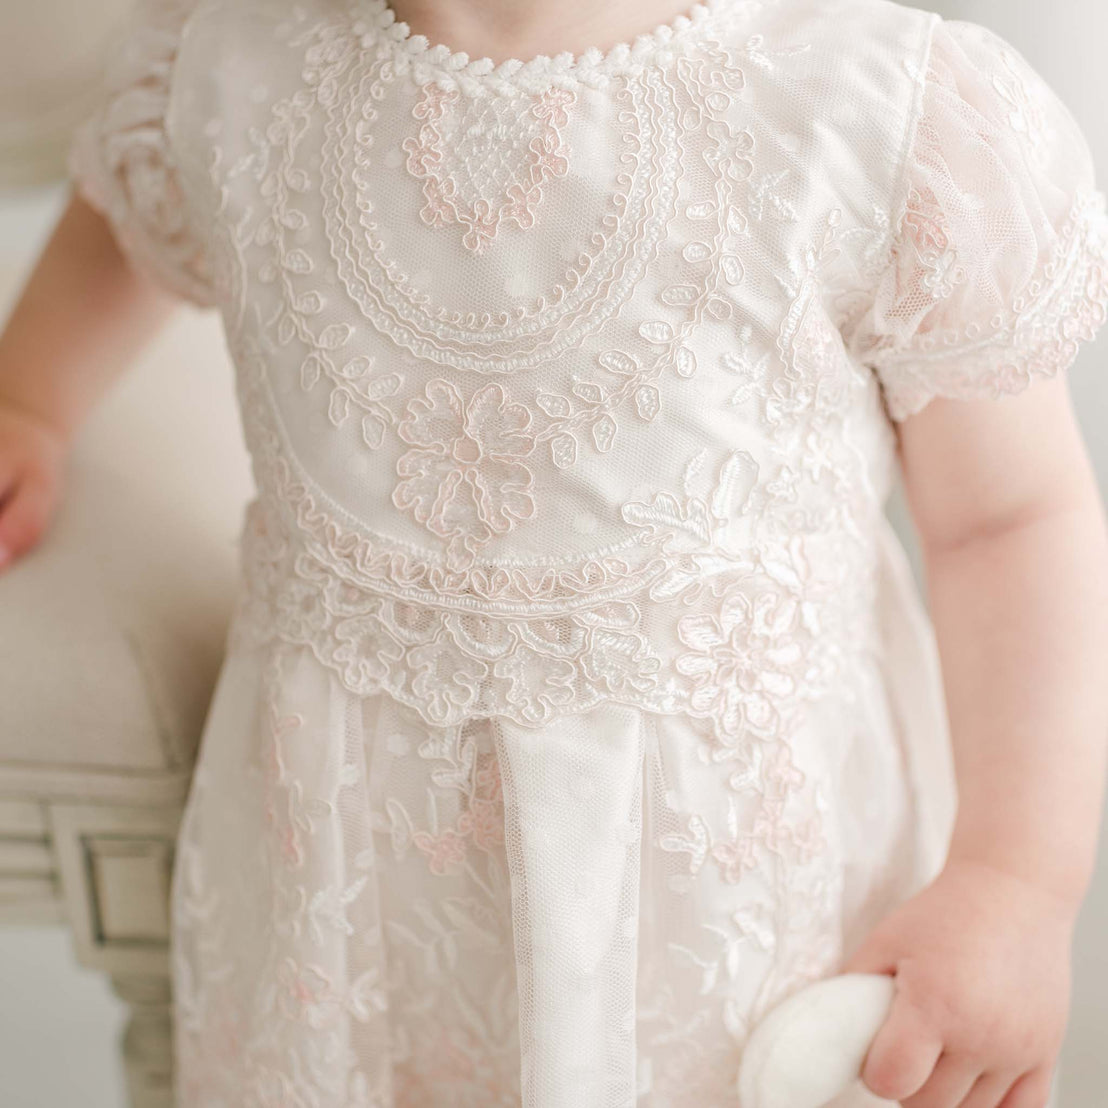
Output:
[358, 0, 742, 93]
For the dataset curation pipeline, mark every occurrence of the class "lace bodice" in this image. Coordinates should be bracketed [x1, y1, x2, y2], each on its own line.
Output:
[69, 0, 1108, 736]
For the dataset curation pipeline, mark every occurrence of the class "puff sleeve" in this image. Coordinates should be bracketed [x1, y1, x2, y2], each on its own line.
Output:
[66, 0, 216, 309]
[845, 18, 1108, 421]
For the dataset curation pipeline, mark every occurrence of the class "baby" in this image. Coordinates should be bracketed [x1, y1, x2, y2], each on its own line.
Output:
[0, 0, 1106, 1106]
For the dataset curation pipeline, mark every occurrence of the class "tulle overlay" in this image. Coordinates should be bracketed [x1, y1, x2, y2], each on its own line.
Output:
[173, 576, 931, 1107]
[67, 0, 1108, 1103]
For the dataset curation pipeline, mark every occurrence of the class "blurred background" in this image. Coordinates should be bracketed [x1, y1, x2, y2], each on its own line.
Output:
[0, 0, 1105, 1105]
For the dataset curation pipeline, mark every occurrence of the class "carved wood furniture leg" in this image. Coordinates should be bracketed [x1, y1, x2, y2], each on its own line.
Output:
[50, 802, 183, 1108]
[111, 975, 174, 1108]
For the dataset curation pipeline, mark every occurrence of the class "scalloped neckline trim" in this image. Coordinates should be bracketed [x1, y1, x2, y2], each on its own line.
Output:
[357, 0, 744, 92]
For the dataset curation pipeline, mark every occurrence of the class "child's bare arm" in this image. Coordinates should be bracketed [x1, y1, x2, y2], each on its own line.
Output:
[902, 376, 1108, 906]
[0, 188, 179, 566]
[843, 375, 1108, 1107]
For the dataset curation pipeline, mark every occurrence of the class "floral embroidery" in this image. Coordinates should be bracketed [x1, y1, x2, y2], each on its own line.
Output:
[412, 827, 469, 874]
[403, 83, 576, 252]
[676, 590, 803, 743]
[899, 183, 968, 303]
[411, 745, 506, 874]
[392, 380, 537, 569]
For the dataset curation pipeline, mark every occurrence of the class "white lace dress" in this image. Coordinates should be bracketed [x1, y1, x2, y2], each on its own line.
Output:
[68, 0, 1108, 1105]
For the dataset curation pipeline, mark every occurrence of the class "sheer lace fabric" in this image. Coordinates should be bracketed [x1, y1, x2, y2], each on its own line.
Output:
[67, 0, 1106, 1105]
[842, 18, 1108, 418]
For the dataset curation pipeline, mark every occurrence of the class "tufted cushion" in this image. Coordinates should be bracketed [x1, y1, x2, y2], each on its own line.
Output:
[0, 258, 251, 793]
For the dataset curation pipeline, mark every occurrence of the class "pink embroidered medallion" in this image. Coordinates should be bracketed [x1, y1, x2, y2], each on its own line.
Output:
[402, 83, 577, 253]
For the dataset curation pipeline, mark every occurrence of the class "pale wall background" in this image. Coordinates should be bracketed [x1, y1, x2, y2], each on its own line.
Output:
[0, 0, 1105, 1105]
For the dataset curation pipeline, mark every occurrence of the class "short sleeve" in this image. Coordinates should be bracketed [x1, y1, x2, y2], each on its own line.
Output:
[844, 17, 1108, 421]
[66, 0, 216, 309]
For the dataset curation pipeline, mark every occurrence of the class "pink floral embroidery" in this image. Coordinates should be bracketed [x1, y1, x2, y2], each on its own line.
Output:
[674, 589, 802, 743]
[457, 752, 506, 851]
[412, 748, 507, 874]
[412, 827, 470, 874]
[899, 182, 967, 303]
[402, 83, 577, 252]
[276, 958, 339, 1029]
[711, 834, 760, 882]
[456, 797, 504, 852]
[392, 379, 537, 571]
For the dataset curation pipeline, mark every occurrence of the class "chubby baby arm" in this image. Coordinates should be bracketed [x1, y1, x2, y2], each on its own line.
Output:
[0, 189, 179, 569]
[841, 378, 1108, 1108]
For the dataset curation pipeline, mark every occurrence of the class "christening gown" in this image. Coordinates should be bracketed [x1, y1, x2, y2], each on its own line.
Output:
[67, 0, 1108, 1104]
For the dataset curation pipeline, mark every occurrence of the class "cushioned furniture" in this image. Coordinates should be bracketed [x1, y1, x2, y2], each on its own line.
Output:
[0, 0, 133, 190]
[0, 253, 251, 1106]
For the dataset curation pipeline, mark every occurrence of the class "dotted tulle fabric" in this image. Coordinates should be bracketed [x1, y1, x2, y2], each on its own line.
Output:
[67, 0, 1106, 1104]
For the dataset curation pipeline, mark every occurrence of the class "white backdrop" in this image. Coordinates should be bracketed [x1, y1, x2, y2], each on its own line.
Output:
[0, 0, 1105, 1105]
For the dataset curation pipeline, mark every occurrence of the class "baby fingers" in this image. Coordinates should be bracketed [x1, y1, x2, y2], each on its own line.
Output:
[997, 1067, 1056, 1108]
[859, 996, 945, 1102]
[898, 1053, 982, 1108]
[958, 1069, 1029, 1108]
[0, 471, 59, 567]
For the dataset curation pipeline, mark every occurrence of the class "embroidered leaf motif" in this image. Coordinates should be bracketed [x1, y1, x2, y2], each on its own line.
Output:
[318, 323, 354, 350]
[536, 392, 572, 418]
[668, 943, 720, 996]
[591, 414, 617, 453]
[634, 384, 660, 421]
[337, 356, 373, 379]
[711, 450, 760, 520]
[598, 350, 640, 375]
[649, 566, 706, 602]
[640, 320, 675, 344]
[683, 241, 713, 263]
[359, 372, 402, 401]
[283, 248, 313, 274]
[277, 314, 297, 345]
[720, 254, 745, 285]
[550, 433, 577, 469]
[294, 291, 323, 315]
[573, 380, 605, 404]
[661, 284, 699, 306]
[300, 355, 322, 391]
[621, 492, 712, 547]
[659, 813, 709, 872]
[385, 798, 414, 857]
[328, 388, 351, 426]
[361, 415, 385, 449]
[674, 346, 698, 377]
[682, 446, 707, 495]
[726, 205, 749, 235]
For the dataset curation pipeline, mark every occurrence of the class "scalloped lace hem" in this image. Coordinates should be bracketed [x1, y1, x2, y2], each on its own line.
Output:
[876, 188, 1108, 420]
[225, 497, 879, 736]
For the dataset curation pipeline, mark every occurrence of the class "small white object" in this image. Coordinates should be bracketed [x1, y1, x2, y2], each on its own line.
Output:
[737, 973, 898, 1108]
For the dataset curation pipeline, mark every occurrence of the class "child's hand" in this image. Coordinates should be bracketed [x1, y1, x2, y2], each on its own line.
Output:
[0, 401, 66, 570]
[839, 856, 1077, 1108]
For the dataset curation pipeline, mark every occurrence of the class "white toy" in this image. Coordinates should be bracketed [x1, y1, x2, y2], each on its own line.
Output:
[737, 973, 899, 1108]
